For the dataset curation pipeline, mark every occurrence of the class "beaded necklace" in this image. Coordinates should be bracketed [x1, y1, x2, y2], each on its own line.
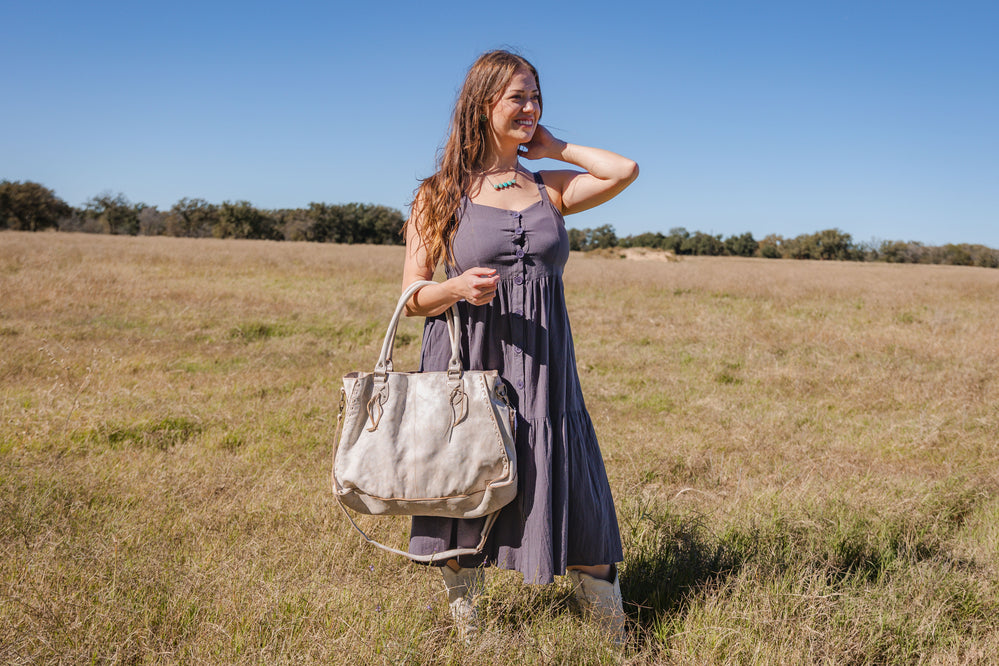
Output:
[483, 168, 520, 191]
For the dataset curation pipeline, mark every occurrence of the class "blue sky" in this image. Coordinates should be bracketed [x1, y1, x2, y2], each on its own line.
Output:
[2, 0, 997, 247]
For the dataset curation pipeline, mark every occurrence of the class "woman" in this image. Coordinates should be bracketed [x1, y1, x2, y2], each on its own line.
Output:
[401, 50, 638, 639]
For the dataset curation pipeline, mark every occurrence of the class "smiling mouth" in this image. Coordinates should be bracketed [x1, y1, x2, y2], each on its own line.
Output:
[516, 119, 535, 127]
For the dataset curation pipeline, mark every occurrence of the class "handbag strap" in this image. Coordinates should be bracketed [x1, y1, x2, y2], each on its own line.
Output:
[333, 495, 500, 563]
[375, 280, 461, 376]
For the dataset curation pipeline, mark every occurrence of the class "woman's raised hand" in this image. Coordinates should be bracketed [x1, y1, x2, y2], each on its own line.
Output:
[519, 125, 566, 161]
[452, 267, 500, 306]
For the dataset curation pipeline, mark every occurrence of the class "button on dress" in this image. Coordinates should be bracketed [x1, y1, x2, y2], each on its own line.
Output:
[409, 172, 623, 584]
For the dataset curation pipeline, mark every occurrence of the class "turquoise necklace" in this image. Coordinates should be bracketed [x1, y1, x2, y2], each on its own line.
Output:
[485, 168, 519, 191]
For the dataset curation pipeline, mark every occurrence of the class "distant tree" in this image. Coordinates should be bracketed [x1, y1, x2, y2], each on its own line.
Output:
[138, 207, 168, 236]
[564, 225, 616, 251]
[815, 228, 857, 260]
[0, 180, 72, 231]
[879, 240, 919, 263]
[362, 205, 406, 245]
[782, 229, 859, 261]
[166, 198, 217, 237]
[273, 208, 309, 241]
[891, 242, 999, 268]
[664, 227, 690, 253]
[855, 238, 879, 262]
[939, 244, 973, 266]
[621, 232, 667, 249]
[334, 203, 365, 243]
[724, 231, 758, 257]
[214, 201, 280, 240]
[341, 203, 405, 245]
[758, 234, 784, 258]
[296, 202, 345, 243]
[681, 231, 724, 256]
[908, 243, 930, 264]
[587, 224, 617, 250]
[82, 192, 142, 235]
[782, 234, 814, 259]
[970, 245, 999, 268]
[279, 202, 404, 244]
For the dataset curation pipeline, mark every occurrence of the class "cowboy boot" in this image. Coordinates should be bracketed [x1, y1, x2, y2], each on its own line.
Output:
[440, 565, 485, 637]
[568, 565, 626, 644]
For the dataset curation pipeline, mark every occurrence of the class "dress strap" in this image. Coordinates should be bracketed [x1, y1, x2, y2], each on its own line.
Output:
[532, 172, 552, 207]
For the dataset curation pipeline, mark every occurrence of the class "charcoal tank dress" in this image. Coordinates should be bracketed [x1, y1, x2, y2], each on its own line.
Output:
[409, 172, 623, 585]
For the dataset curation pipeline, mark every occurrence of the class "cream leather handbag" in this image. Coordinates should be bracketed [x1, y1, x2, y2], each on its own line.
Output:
[332, 280, 517, 562]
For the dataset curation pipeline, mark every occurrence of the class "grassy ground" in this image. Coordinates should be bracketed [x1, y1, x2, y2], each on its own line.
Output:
[2, 230, 997, 664]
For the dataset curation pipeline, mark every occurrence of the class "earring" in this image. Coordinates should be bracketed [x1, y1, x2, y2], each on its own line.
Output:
[480, 114, 488, 122]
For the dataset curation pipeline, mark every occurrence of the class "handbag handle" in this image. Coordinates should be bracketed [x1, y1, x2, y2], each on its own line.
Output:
[374, 280, 462, 377]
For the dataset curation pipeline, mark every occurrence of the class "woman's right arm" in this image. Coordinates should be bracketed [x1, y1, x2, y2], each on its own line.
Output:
[402, 201, 499, 317]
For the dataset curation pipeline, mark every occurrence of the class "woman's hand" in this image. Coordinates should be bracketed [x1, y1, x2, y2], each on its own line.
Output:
[403, 267, 499, 317]
[519, 124, 566, 161]
[450, 268, 500, 306]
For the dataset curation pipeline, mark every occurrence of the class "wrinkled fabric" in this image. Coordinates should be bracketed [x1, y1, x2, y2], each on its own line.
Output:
[409, 172, 622, 584]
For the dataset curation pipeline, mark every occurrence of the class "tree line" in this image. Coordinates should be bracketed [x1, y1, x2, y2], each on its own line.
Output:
[2, 180, 996, 268]
[570, 224, 999, 269]
[0, 181, 404, 244]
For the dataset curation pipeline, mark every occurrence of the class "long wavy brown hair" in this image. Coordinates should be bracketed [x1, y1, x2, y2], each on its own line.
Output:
[405, 50, 542, 269]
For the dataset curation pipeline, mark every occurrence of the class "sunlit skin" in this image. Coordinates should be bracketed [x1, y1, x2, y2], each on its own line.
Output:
[403, 65, 638, 583]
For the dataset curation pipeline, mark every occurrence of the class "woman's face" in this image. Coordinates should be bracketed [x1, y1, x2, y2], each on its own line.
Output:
[487, 67, 540, 149]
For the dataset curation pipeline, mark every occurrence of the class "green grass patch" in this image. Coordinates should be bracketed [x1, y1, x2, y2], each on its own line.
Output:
[228, 321, 290, 341]
[72, 416, 203, 451]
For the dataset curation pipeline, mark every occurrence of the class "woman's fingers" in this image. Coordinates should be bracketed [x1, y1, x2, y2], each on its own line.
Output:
[464, 267, 499, 305]
[520, 125, 562, 161]
[469, 281, 496, 304]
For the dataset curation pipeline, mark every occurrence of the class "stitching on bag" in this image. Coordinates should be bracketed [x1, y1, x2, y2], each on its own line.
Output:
[477, 372, 509, 483]
[343, 379, 363, 423]
[477, 373, 503, 460]
[332, 380, 363, 482]
[478, 373, 517, 489]
[337, 381, 364, 451]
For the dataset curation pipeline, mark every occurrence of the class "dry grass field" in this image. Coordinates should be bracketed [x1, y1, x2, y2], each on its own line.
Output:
[2, 230, 998, 664]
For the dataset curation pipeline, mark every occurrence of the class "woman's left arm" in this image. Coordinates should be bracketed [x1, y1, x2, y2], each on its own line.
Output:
[520, 125, 639, 215]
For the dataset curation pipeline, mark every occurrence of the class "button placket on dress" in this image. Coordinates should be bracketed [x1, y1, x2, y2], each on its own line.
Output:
[510, 211, 527, 393]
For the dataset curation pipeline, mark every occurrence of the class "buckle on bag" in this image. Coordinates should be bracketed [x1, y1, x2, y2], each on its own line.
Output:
[494, 382, 516, 436]
[495, 382, 511, 407]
